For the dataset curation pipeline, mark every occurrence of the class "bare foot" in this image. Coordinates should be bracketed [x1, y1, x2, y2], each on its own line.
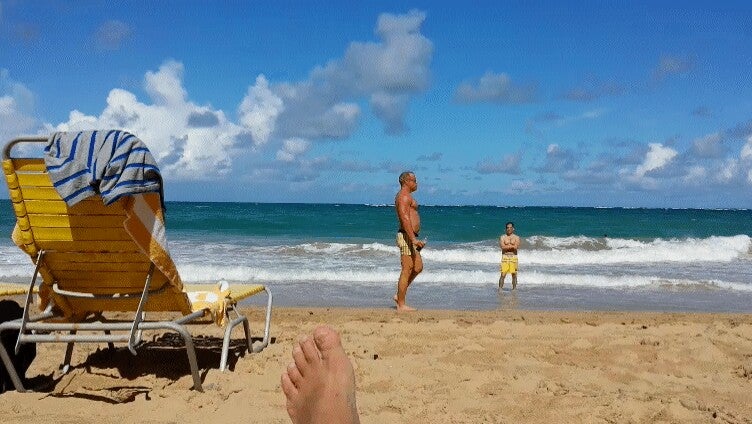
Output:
[281, 325, 360, 424]
[396, 304, 417, 312]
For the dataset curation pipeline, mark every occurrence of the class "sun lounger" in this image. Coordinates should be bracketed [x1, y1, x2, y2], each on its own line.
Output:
[0, 135, 272, 392]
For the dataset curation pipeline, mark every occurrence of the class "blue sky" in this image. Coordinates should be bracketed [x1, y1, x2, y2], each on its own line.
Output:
[2, 1, 752, 208]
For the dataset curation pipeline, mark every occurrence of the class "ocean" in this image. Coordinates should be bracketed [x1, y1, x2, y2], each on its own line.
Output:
[1, 201, 751, 312]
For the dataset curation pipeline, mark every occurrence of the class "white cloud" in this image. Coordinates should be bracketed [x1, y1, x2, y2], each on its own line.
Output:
[144, 61, 188, 106]
[238, 75, 284, 145]
[0, 69, 45, 142]
[276, 138, 310, 162]
[370, 92, 408, 135]
[239, 10, 432, 140]
[454, 71, 536, 104]
[634, 143, 677, 178]
[740, 136, 752, 160]
[691, 132, 724, 158]
[683, 165, 706, 183]
[5, 11, 433, 184]
[54, 61, 245, 180]
[537, 144, 578, 173]
[716, 159, 738, 183]
[476, 153, 521, 175]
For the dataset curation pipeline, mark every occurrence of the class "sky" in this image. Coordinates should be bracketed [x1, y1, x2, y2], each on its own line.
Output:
[2, 1, 752, 208]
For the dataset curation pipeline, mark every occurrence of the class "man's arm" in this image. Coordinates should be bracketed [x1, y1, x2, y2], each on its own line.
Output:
[512, 235, 521, 250]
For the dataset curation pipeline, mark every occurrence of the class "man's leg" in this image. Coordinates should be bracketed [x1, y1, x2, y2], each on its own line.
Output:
[396, 255, 416, 312]
[511, 272, 517, 290]
[407, 250, 423, 287]
[281, 325, 360, 424]
[499, 272, 506, 288]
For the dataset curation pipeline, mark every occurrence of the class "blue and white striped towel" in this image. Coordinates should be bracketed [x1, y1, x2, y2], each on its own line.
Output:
[44, 130, 163, 206]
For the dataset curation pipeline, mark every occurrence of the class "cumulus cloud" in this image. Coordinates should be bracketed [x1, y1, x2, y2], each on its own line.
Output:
[536, 144, 579, 173]
[683, 165, 707, 183]
[238, 75, 284, 145]
[454, 71, 537, 104]
[276, 138, 310, 162]
[239, 10, 432, 143]
[3, 10, 433, 185]
[370, 92, 409, 135]
[0, 69, 45, 142]
[740, 136, 752, 161]
[633, 143, 678, 178]
[691, 132, 724, 158]
[94, 20, 132, 51]
[53, 60, 245, 179]
[476, 153, 521, 175]
[738, 136, 752, 185]
[715, 159, 738, 184]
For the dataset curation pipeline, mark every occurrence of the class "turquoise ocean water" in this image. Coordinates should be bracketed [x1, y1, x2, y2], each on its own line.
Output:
[1, 201, 751, 312]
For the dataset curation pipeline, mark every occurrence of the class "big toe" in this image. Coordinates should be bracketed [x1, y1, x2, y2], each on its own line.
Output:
[312, 325, 345, 359]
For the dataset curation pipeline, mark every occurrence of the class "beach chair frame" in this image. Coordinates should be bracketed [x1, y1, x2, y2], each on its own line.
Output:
[0, 137, 273, 392]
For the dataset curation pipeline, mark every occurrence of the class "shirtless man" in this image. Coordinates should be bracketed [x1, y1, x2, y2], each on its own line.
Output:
[499, 221, 520, 289]
[394, 171, 426, 312]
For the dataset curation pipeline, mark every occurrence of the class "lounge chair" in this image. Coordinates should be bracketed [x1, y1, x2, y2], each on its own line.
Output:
[0, 135, 272, 392]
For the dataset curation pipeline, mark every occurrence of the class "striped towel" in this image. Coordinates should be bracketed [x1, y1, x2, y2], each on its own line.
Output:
[126, 194, 235, 326]
[44, 130, 163, 207]
[123, 192, 183, 295]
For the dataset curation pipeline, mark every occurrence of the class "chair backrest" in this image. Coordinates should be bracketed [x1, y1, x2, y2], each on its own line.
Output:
[3, 138, 190, 315]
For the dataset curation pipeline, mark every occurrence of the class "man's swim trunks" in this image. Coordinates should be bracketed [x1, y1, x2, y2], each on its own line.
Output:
[500, 255, 518, 274]
[396, 231, 418, 256]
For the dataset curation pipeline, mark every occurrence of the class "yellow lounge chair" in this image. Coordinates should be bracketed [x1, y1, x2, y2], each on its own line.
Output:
[0, 136, 272, 392]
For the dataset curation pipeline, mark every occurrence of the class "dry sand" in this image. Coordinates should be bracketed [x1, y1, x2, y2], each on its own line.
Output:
[1, 306, 751, 423]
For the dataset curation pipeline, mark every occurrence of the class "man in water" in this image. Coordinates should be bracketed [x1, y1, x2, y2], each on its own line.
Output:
[394, 171, 426, 312]
[499, 221, 520, 289]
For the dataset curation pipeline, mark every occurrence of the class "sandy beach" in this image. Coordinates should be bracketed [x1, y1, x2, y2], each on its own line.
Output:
[0, 304, 750, 423]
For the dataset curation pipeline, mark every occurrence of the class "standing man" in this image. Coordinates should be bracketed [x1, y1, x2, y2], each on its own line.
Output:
[499, 221, 520, 289]
[394, 171, 426, 312]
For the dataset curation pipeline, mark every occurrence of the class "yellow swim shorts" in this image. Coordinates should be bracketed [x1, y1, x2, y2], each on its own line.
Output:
[396, 231, 414, 256]
[500, 255, 518, 274]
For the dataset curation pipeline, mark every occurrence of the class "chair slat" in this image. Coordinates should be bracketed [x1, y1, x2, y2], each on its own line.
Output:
[44, 252, 149, 263]
[10, 159, 47, 172]
[19, 186, 61, 200]
[24, 199, 126, 215]
[42, 261, 153, 272]
[32, 227, 132, 241]
[28, 214, 126, 228]
[34, 240, 141, 252]
[53, 271, 157, 286]
[16, 172, 53, 187]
